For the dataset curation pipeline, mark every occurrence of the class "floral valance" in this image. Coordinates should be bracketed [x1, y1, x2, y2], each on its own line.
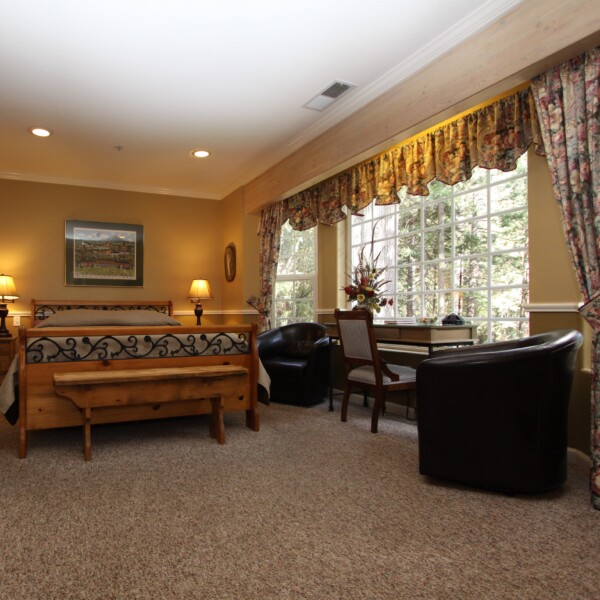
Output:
[279, 85, 545, 231]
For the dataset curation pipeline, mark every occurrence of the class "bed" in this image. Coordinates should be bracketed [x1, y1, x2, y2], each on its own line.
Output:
[3, 300, 261, 458]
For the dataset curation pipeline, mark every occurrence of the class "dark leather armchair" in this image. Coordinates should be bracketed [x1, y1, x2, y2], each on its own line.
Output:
[416, 329, 583, 495]
[257, 322, 331, 406]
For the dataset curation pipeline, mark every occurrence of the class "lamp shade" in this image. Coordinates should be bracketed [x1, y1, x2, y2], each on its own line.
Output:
[188, 279, 213, 300]
[0, 274, 18, 302]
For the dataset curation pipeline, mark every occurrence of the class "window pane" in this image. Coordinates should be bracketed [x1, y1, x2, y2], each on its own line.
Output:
[491, 320, 529, 342]
[351, 156, 528, 342]
[423, 261, 451, 291]
[423, 292, 452, 318]
[275, 281, 293, 299]
[455, 219, 488, 256]
[473, 321, 488, 344]
[398, 208, 421, 233]
[397, 232, 421, 264]
[396, 294, 421, 317]
[397, 265, 422, 293]
[274, 300, 293, 318]
[491, 288, 528, 318]
[490, 177, 527, 212]
[491, 211, 527, 251]
[424, 199, 451, 227]
[492, 252, 528, 286]
[454, 189, 488, 221]
[424, 227, 451, 261]
[454, 256, 488, 289]
[458, 290, 487, 318]
[295, 280, 313, 299]
[274, 222, 316, 327]
[295, 301, 313, 319]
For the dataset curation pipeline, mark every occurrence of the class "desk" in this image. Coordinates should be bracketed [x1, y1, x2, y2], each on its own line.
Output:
[325, 322, 477, 412]
[325, 322, 478, 356]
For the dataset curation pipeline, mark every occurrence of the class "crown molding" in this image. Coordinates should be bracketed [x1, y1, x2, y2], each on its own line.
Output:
[0, 171, 222, 200]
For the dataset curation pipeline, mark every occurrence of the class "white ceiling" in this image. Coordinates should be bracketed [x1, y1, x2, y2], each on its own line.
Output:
[0, 0, 521, 200]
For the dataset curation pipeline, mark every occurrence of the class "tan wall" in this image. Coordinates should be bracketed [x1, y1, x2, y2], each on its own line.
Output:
[528, 151, 581, 303]
[220, 187, 261, 324]
[527, 150, 589, 454]
[0, 179, 224, 331]
[317, 223, 339, 312]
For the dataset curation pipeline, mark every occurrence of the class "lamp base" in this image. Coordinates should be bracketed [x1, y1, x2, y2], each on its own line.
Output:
[0, 304, 10, 337]
[194, 303, 204, 326]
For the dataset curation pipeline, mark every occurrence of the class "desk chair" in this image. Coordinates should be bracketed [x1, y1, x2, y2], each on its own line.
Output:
[334, 308, 416, 433]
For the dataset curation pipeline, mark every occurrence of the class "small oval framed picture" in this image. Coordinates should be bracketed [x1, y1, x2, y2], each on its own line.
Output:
[224, 243, 236, 282]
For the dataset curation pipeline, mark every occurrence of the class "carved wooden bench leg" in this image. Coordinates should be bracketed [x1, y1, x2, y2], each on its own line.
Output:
[209, 397, 225, 444]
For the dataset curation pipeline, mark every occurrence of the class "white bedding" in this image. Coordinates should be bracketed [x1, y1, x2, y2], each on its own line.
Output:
[0, 356, 18, 423]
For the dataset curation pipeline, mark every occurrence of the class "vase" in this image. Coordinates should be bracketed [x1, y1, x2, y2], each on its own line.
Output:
[353, 303, 373, 315]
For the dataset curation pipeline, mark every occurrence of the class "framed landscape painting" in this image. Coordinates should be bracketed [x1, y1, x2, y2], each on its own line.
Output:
[65, 220, 144, 286]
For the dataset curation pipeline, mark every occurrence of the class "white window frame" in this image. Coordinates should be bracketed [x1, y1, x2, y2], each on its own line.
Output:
[349, 157, 528, 343]
[272, 222, 318, 327]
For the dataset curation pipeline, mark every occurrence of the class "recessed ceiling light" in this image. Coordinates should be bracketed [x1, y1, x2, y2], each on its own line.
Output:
[191, 149, 211, 158]
[29, 127, 52, 137]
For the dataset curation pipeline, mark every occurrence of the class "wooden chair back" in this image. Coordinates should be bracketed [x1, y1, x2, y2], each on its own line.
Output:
[334, 308, 384, 384]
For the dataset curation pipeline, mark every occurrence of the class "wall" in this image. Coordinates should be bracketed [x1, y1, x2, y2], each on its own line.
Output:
[220, 187, 261, 324]
[527, 150, 589, 454]
[0, 179, 224, 331]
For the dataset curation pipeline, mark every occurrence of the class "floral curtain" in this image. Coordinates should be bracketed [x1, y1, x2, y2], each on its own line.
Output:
[255, 86, 545, 332]
[531, 46, 600, 510]
[280, 85, 543, 230]
[247, 201, 287, 333]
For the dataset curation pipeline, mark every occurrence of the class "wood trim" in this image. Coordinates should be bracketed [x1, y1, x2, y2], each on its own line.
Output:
[525, 303, 581, 313]
[243, 0, 600, 214]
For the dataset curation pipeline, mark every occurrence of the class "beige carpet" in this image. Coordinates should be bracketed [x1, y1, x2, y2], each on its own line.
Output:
[0, 399, 598, 600]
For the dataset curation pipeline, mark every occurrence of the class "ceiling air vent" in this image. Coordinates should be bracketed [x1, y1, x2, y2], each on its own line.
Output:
[303, 80, 357, 111]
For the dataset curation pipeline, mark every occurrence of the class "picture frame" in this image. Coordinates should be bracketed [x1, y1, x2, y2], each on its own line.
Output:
[65, 220, 144, 287]
[224, 243, 236, 282]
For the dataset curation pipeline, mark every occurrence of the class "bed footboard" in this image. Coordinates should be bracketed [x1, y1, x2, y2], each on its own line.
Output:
[18, 324, 259, 458]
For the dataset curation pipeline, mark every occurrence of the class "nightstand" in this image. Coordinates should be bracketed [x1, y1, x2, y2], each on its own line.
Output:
[0, 336, 15, 384]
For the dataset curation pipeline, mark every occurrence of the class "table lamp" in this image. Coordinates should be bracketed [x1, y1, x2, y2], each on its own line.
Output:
[187, 278, 213, 325]
[0, 274, 19, 337]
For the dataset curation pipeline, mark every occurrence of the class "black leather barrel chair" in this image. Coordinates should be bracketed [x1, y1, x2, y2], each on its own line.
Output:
[257, 322, 331, 406]
[416, 329, 583, 495]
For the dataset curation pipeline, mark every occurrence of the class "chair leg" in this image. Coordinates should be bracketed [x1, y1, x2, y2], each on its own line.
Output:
[405, 391, 416, 420]
[363, 391, 369, 408]
[341, 384, 351, 422]
[371, 390, 383, 433]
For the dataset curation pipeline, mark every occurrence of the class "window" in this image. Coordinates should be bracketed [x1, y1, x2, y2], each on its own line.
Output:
[350, 154, 528, 343]
[273, 221, 317, 327]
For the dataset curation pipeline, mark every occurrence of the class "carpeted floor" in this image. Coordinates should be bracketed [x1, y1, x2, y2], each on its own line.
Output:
[0, 399, 598, 600]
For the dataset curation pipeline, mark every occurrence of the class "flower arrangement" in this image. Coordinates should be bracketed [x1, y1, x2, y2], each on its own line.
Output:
[342, 244, 393, 313]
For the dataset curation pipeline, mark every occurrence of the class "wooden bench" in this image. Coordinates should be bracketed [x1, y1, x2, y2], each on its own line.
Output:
[53, 365, 249, 461]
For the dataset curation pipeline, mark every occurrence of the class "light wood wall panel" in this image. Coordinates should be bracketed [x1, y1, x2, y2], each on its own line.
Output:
[243, 0, 600, 214]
